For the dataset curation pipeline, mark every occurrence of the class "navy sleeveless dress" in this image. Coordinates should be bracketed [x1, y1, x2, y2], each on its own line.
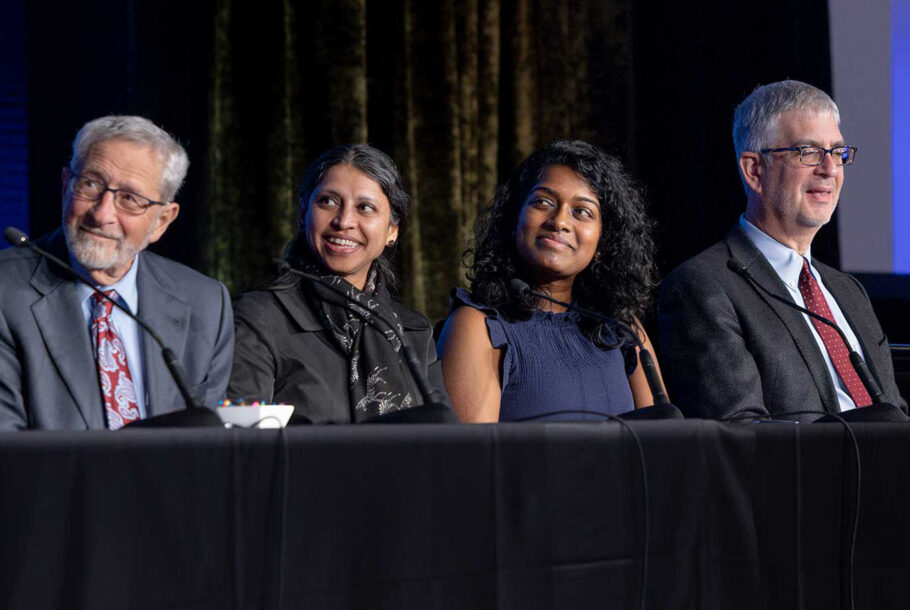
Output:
[453, 289, 636, 421]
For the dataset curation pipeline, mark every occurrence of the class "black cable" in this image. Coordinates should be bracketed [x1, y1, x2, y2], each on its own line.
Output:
[607, 415, 649, 610]
[275, 426, 289, 610]
[275, 260, 447, 408]
[231, 420, 290, 610]
[247, 416, 285, 429]
[727, 259, 886, 406]
[511, 414, 649, 610]
[509, 279, 670, 406]
[724, 409, 860, 610]
[510, 410, 622, 422]
[4, 226, 202, 410]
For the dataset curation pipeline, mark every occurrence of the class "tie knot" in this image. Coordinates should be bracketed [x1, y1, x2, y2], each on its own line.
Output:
[91, 291, 118, 319]
[798, 258, 813, 286]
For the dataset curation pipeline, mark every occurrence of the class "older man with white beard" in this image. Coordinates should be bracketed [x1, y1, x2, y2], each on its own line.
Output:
[0, 116, 233, 430]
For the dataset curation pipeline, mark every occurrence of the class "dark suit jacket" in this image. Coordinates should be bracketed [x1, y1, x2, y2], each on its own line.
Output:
[228, 283, 449, 424]
[658, 225, 906, 420]
[0, 229, 234, 430]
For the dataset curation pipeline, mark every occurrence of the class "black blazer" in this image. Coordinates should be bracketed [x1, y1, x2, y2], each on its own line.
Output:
[658, 225, 906, 420]
[228, 283, 448, 423]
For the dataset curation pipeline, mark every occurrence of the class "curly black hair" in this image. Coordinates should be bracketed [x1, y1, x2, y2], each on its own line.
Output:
[467, 139, 657, 344]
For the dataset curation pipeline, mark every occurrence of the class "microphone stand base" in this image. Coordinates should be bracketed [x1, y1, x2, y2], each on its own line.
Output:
[363, 403, 460, 424]
[617, 403, 684, 420]
[815, 403, 908, 423]
[124, 407, 225, 428]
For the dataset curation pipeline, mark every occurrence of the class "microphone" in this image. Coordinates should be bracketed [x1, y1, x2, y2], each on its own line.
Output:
[4, 226, 28, 247]
[4, 227, 210, 421]
[275, 260, 454, 420]
[726, 257, 892, 410]
[509, 278, 672, 408]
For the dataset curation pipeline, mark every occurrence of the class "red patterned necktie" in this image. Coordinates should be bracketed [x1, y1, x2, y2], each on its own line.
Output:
[797, 259, 872, 407]
[91, 291, 141, 429]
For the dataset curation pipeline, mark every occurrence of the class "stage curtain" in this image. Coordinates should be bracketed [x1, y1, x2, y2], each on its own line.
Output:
[203, 0, 634, 320]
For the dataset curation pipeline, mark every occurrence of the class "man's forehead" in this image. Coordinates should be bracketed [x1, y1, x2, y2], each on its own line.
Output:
[82, 138, 159, 163]
[79, 139, 164, 187]
[772, 109, 844, 144]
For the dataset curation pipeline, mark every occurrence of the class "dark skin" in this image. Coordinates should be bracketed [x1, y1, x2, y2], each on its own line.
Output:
[438, 165, 662, 421]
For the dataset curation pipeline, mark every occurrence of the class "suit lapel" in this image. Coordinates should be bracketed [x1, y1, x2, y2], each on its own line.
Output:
[29, 251, 104, 429]
[274, 285, 323, 332]
[816, 265, 885, 387]
[725, 226, 840, 411]
[137, 255, 191, 416]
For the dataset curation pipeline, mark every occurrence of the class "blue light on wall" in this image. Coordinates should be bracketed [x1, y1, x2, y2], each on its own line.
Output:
[895, 0, 910, 272]
[0, 0, 29, 249]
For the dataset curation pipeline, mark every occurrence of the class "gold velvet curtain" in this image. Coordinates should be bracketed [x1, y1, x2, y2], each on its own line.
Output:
[203, 0, 634, 321]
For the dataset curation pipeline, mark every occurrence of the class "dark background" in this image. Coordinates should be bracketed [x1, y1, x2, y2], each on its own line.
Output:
[5, 0, 905, 341]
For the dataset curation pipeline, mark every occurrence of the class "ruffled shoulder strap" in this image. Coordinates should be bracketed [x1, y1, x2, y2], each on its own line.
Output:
[449, 287, 508, 350]
[451, 287, 498, 316]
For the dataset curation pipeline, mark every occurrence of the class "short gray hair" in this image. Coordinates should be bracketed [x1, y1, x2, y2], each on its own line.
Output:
[70, 115, 189, 201]
[732, 80, 840, 193]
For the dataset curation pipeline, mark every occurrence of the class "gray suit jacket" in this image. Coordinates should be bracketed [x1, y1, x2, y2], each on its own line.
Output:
[658, 225, 906, 420]
[0, 229, 235, 430]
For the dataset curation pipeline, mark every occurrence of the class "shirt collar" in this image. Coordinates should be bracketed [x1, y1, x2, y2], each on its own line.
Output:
[739, 215, 812, 290]
[71, 252, 141, 315]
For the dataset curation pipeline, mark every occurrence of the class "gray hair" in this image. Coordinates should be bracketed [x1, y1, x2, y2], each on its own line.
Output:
[70, 115, 189, 202]
[732, 80, 840, 194]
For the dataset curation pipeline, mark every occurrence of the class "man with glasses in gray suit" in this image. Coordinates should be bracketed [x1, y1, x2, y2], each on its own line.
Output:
[0, 115, 233, 430]
[659, 80, 905, 421]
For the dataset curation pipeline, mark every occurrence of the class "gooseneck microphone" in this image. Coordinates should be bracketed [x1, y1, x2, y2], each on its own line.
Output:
[508, 278, 671, 407]
[4, 226, 203, 413]
[726, 258, 889, 407]
[275, 261, 451, 414]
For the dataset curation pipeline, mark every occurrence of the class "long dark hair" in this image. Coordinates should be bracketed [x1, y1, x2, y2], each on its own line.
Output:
[468, 139, 657, 343]
[282, 143, 409, 291]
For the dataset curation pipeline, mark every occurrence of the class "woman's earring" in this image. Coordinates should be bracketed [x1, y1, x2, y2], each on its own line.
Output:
[387, 239, 396, 247]
[594, 250, 601, 261]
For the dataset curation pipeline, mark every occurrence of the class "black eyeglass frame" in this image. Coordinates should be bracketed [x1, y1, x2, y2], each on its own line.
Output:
[65, 169, 168, 215]
[758, 145, 858, 166]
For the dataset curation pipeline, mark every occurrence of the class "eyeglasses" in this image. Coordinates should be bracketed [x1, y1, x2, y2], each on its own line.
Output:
[66, 171, 167, 215]
[758, 145, 857, 166]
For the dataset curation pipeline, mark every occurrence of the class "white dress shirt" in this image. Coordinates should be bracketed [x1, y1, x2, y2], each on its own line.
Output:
[740, 215, 864, 412]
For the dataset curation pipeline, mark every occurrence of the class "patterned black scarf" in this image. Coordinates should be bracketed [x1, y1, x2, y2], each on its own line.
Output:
[303, 268, 415, 421]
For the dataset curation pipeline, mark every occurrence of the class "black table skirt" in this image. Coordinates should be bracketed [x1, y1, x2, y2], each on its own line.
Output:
[0, 421, 907, 610]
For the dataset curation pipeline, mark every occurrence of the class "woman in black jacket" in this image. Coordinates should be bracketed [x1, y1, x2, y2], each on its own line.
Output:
[228, 144, 448, 423]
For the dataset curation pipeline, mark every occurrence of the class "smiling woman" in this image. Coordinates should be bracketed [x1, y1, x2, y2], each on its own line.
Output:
[227, 144, 450, 423]
[302, 164, 399, 290]
[437, 140, 661, 422]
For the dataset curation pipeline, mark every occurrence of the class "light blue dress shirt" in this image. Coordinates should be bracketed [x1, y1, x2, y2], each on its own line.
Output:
[72, 253, 148, 420]
[740, 216, 864, 412]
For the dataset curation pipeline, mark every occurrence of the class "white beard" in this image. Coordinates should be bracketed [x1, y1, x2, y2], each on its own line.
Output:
[63, 223, 140, 272]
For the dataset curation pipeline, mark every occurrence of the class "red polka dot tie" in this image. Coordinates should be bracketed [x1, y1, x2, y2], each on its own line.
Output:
[91, 291, 141, 429]
[797, 259, 872, 407]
